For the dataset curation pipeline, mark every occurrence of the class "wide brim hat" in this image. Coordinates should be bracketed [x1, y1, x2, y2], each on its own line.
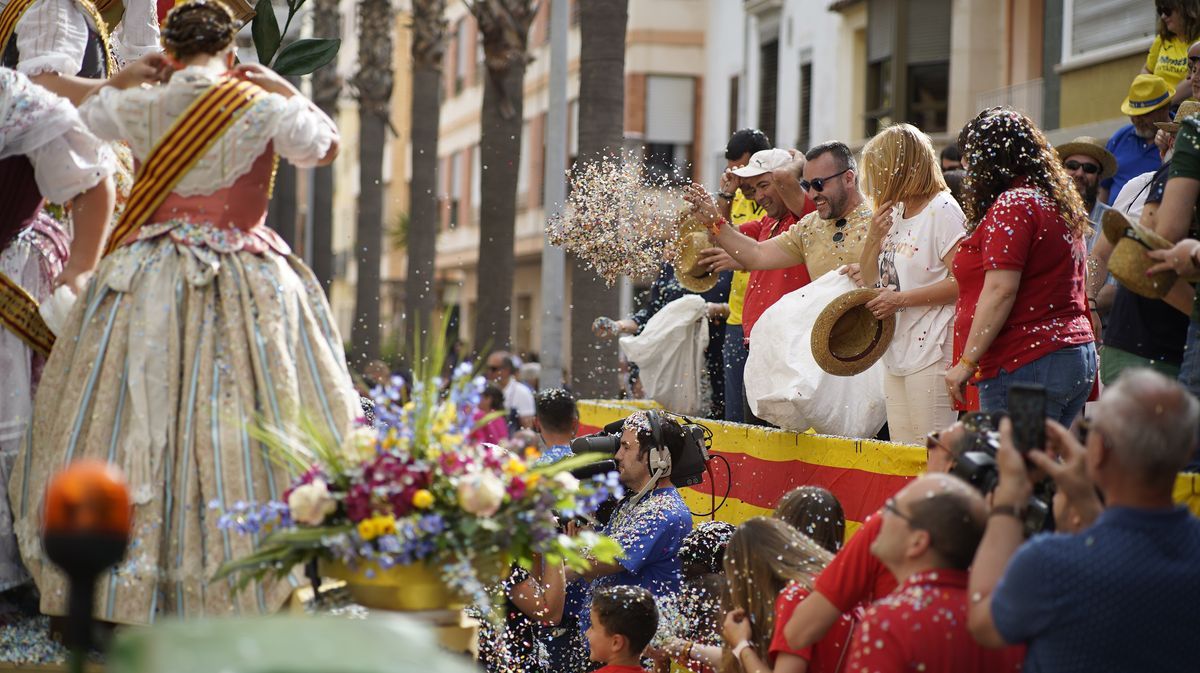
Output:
[1120, 74, 1174, 116]
[811, 289, 896, 377]
[1102, 209, 1177, 299]
[673, 231, 718, 293]
[1156, 100, 1200, 133]
[1056, 136, 1118, 181]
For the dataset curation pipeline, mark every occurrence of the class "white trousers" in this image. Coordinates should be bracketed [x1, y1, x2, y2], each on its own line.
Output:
[883, 351, 957, 445]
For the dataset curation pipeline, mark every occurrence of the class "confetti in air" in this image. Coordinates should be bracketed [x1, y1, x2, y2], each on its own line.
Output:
[547, 152, 689, 285]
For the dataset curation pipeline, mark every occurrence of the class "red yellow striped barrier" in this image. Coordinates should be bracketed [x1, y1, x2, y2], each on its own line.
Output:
[578, 400, 1200, 534]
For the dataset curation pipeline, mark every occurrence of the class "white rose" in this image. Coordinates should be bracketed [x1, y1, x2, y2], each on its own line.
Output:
[457, 472, 505, 517]
[288, 479, 337, 526]
[553, 471, 580, 493]
[341, 426, 378, 463]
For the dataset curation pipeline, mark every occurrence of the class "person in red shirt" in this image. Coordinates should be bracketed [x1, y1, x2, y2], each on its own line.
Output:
[944, 107, 1096, 425]
[719, 517, 852, 673]
[845, 473, 1024, 673]
[586, 585, 658, 673]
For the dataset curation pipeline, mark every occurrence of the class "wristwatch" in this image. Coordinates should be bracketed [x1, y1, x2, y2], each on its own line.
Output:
[717, 191, 735, 200]
[732, 640, 755, 660]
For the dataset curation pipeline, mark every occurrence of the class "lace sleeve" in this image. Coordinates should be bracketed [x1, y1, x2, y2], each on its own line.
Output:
[270, 95, 339, 168]
[26, 124, 115, 202]
[13, 0, 89, 77]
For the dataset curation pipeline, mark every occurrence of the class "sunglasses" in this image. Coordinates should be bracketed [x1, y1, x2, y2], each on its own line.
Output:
[925, 430, 950, 453]
[832, 218, 848, 243]
[800, 168, 850, 193]
[1064, 160, 1101, 175]
[1159, 4, 1175, 17]
[1190, 55, 1200, 72]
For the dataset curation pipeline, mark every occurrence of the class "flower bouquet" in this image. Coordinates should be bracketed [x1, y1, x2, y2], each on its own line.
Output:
[213, 332, 623, 612]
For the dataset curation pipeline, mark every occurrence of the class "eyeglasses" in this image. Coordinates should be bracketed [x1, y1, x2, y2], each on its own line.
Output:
[883, 497, 936, 543]
[1158, 4, 1175, 17]
[800, 168, 850, 193]
[486, 365, 502, 372]
[832, 218, 848, 243]
[1064, 160, 1101, 175]
[925, 430, 950, 453]
[1190, 55, 1200, 73]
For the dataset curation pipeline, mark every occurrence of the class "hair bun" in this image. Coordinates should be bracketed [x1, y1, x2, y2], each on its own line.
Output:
[162, 0, 238, 59]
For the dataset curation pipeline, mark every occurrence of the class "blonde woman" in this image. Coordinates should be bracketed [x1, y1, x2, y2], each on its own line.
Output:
[858, 123, 966, 445]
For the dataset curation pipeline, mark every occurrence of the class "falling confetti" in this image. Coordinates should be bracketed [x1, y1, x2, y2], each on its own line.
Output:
[547, 152, 690, 285]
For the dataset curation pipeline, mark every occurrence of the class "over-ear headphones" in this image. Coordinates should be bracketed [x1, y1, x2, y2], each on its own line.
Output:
[645, 410, 672, 477]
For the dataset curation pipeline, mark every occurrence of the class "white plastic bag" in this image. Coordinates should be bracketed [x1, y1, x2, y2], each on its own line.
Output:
[619, 295, 709, 416]
[744, 270, 887, 437]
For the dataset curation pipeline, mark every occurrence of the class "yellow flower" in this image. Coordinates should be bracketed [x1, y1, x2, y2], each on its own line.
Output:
[382, 428, 400, 450]
[523, 446, 542, 462]
[525, 473, 541, 488]
[504, 457, 527, 476]
[357, 518, 379, 541]
[374, 515, 397, 537]
[412, 489, 434, 509]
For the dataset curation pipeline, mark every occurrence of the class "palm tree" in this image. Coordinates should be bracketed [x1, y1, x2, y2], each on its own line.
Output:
[569, 0, 626, 397]
[310, 0, 342, 294]
[405, 0, 448, 349]
[350, 0, 395, 367]
[466, 0, 538, 352]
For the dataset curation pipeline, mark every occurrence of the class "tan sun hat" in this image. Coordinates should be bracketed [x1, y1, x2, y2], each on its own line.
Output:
[673, 231, 718, 293]
[811, 289, 896, 377]
[1056, 136, 1118, 181]
[1102, 209, 1177, 299]
[1156, 100, 1200, 133]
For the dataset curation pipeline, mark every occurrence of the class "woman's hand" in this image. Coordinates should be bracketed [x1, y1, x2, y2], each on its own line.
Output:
[54, 265, 91, 295]
[232, 63, 299, 98]
[684, 183, 722, 232]
[108, 53, 173, 90]
[944, 360, 975, 405]
[865, 287, 905, 318]
[722, 608, 752, 646]
[867, 200, 896, 241]
[1146, 238, 1200, 278]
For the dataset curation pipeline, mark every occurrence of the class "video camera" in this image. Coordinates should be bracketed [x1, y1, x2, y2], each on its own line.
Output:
[569, 413, 712, 488]
[950, 411, 1053, 536]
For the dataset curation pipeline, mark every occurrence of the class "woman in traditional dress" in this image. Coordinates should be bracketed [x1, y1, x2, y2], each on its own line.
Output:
[0, 67, 115, 598]
[10, 0, 359, 624]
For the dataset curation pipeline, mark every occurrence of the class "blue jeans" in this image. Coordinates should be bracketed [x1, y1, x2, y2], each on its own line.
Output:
[978, 343, 1097, 427]
[1179, 322, 1200, 400]
[723, 323, 748, 423]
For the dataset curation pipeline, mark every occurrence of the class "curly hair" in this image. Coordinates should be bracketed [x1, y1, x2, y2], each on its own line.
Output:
[161, 0, 238, 59]
[956, 106, 1089, 237]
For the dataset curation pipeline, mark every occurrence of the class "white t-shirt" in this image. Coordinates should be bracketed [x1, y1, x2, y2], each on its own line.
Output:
[874, 191, 966, 376]
[503, 378, 536, 418]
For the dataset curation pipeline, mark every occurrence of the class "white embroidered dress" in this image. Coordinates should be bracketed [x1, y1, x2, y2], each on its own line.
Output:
[10, 66, 359, 624]
[0, 67, 113, 592]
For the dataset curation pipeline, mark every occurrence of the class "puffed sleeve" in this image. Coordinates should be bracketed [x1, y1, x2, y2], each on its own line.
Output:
[13, 0, 90, 77]
[25, 123, 115, 203]
[77, 84, 136, 144]
[270, 95, 339, 168]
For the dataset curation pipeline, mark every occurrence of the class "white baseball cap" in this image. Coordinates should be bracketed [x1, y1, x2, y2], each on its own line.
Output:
[731, 148, 793, 178]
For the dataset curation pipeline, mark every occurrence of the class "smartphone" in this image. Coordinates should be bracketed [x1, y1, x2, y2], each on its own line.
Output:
[1008, 383, 1047, 454]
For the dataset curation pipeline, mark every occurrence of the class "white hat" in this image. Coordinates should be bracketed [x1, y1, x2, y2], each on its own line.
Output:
[731, 148, 793, 178]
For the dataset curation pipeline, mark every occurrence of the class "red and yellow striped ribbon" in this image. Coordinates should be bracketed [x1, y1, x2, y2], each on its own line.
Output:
[103, 78, 268, 255]
[0, 0, 39, 56]
[0, 270, 54, 358]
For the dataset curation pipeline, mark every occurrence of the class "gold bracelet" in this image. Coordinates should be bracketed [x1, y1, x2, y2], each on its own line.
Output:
[959, 355, 979, 372]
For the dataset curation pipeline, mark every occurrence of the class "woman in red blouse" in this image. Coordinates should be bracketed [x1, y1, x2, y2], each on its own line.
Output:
[944, 107, 1096, 425]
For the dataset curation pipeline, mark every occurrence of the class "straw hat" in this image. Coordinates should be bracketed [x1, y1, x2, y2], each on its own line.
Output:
[673, 231, 718, 293]
[1101, 209, 1177, 299]
[1120, 74, 1174, 116]
[1055, 136, 1117, 180]
[811, 289, 896, 377]
[1156, 100, 1200, 133]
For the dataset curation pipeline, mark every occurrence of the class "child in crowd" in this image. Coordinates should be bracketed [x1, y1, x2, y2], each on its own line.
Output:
[774, 486, 847, 554]
[471, 385, 510, 445]
[587, 586, 660, 673]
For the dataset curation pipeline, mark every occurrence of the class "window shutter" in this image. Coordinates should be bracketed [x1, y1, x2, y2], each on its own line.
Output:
[1070, 0, 1154, 58]
[906, 0, 951, 64]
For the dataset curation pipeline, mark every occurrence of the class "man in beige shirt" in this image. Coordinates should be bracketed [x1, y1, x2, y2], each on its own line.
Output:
[688, 141, 872, 280]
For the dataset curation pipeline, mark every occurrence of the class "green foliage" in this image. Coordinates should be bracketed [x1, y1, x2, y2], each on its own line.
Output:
[251, 0, 341, 76]
[273, 38, 342, 76]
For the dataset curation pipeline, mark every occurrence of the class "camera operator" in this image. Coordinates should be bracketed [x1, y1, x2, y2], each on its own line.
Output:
[968, 368, 1200, 673]
[570, 411, 694, 631]
[533, 388, 579, 466]
[783, 418, 975, 652]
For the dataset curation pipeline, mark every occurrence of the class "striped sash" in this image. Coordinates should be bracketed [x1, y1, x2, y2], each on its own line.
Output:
[0, 270, 54, 358]
[0, 0, 116, 77]
[103, 78, 269, 255]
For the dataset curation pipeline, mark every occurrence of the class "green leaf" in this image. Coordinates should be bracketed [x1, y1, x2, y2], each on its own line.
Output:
[260, 524, 354, 548]
[272, 38, 341, 76]
[531, 452, 613, 477]
[252, 0, 281, 66]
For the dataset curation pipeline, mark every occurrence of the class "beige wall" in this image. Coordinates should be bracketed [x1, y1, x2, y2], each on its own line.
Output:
[1059, 54, 1145, 128]
[947, 0, 1004, 134]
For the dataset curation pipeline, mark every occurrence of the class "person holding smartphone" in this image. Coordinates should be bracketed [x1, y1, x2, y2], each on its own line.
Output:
[944, 107, 1096, 425]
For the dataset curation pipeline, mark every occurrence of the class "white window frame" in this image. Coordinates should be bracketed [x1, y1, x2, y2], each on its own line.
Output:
[1059, 0, 1155, 72]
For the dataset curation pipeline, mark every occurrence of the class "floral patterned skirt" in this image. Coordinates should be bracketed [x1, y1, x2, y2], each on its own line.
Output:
[8, 219, 360, 624]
